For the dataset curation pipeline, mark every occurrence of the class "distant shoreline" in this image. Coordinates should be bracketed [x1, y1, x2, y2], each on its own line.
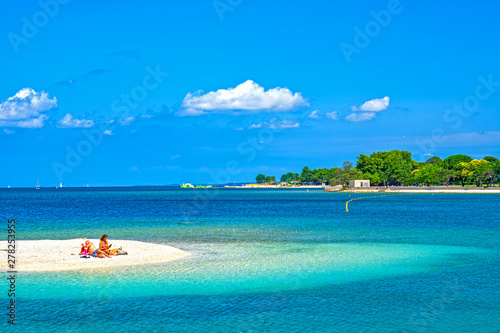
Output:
[2, 185, 499, 193]
[326, 186, 500, 193]
[224, 185, 500, 194]
[226, 185, 500, 193]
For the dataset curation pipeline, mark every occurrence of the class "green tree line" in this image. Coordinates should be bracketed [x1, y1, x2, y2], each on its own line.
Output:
[255, 150, 500, 187]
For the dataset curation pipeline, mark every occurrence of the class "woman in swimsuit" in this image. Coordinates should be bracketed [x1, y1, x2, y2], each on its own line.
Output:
[99, 234, 119, 255]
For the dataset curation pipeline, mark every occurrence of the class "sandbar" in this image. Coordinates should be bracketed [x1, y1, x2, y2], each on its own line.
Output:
[0, 239, 191, 272]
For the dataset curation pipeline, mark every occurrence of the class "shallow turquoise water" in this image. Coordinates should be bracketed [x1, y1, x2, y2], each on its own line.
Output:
[1, 188, 499, 332]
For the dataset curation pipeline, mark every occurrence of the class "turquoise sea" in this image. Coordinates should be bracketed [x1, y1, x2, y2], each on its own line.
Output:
[1, 188, 499, 332]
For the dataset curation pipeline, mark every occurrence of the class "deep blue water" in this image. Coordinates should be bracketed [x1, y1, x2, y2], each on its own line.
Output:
[1, 188, 499, 332]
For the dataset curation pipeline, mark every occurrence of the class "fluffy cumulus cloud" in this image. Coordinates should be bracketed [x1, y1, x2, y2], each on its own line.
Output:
[0, 88, 57, 128]
[346, 96, 390, 122]
[180, 80, 309, 116]
[352, 96, 390, 112]
[326, 111, 338, 120]
[249, 118, 299, 129]
[58, 113, 94, 128]
[308, 110, 320, 119]
[345, 112, 376, 122]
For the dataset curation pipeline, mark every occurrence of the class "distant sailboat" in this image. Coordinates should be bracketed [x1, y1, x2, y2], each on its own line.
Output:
[36, 180, 40, 189]
[60, 182, 63, 188]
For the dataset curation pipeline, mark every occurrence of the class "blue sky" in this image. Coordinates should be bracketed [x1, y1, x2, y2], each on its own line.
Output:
[1, 0, 499, 187]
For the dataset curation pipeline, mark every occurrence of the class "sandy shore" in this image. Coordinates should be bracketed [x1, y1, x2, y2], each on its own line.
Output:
[0, 239, 191, 272]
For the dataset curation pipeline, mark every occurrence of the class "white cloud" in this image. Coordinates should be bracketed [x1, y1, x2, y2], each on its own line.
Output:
[103, 130, 113, 135]
[3, 129, 15, 134]
[11, 115, 49, 128]
[0, 88, 57, 128]
[345, 112, 376, 122]
[269, 119, 299, 129]
[58, 113, 94, 128]
[249, 118, 299, 129]
[326, 111, 338, 120]
[119, 116, 135, 126]
[352, 96, 390, 112]
[180, 80, 309, 115]
[308, 110, 320, 119]
[170, 154, 181, 160]
[249, 123, 263, 129]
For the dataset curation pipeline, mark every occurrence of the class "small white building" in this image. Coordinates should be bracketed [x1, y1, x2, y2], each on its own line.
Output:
[349, 180, 370, 188]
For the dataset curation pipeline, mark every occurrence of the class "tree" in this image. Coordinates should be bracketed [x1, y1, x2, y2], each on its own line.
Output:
[329, 160, 364, 187]
[300, 166, 314, 184]
[457, 159, 490, 186]
[413, 163, 450, 185]
[443, 154, 472, 169]
[468, 159, 490, 186]
[492, 162, 500, 186]
[442, 154, 473, 186]
[478, 164, 495, 187]
[356, 150, 415, 185]
[356, 153, 386, 184]
[328, 168, 344, 186]
[312, 168, 329, 184]
[384, 151, 415, 185]
[264, 175, 276, 184]
[256, 174, 266, 184]
[483, 156, 500, 163]
[280, 172, 299, 183]
[426, 156, 443, 164]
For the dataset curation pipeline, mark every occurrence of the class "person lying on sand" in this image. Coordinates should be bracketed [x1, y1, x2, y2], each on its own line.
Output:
[84, 240, 111, 258]
[99, 234, 119, 256]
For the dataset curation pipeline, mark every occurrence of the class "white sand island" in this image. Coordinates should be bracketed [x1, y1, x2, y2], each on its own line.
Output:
[0, 239, 191, 272]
